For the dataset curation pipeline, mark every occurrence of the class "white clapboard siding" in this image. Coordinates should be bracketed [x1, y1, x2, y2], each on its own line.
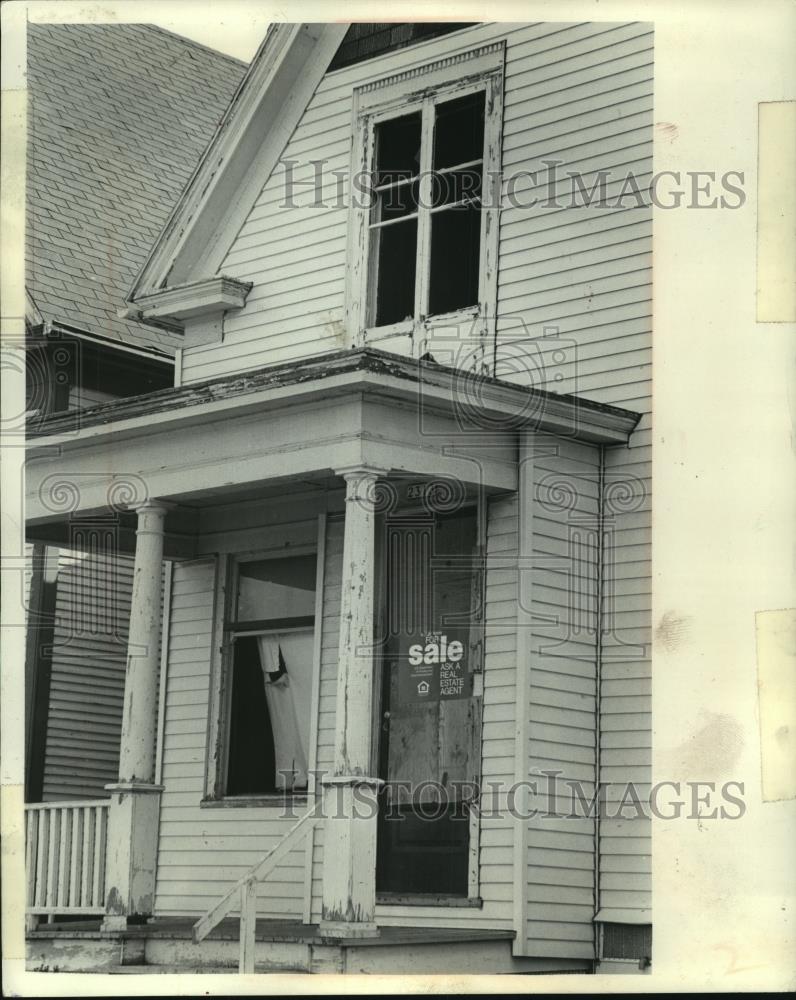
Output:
[181, 21, 653, 384]
[599, 407, 651, 922]
[498, 18, 652, 930]
[41, 550, 135, 801]
[518, 437, 601, 959]
[154, 554, 308, 918]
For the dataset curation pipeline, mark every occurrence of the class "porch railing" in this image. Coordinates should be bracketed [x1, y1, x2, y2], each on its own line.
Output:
[193, 803, 322, 973]
[25, 800, 109, 919]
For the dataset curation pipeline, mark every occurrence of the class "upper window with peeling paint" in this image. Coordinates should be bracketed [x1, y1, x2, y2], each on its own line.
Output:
[368, 91, 486, 327]
[347, 43, 505, 354]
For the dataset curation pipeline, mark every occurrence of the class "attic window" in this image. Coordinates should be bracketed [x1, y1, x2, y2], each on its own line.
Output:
[367, 89, 486, 328]
[348, 43, 504, 346]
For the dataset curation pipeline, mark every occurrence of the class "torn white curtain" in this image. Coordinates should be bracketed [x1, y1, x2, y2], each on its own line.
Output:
[257, 634, 310, 789]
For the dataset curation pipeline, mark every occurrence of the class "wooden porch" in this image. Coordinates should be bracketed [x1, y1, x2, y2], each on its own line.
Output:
[25, 800, 110, 926]
[26, 915, 533, 974]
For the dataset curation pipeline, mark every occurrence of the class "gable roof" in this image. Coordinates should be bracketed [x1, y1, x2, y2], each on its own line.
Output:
[126, 23, 348, 305]
[26, 23, 247, 355]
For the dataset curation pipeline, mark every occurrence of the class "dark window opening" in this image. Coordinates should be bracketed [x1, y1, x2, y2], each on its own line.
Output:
[226, 636, 275, 795]
[433, 91, 485, 171]
[25, 335, 172, 419]
[428, 91, 485, 316]
[372, 218, 418, 327]
[370, 113, 421, 327]
[428, 204, 481, 316]
[374, 112, 421, 185]
[224, 554, 316, 796]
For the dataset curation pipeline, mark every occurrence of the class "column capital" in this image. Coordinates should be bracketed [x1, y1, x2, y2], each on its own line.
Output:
[334, 464, 391, 483]
[131, 499, 174, 516]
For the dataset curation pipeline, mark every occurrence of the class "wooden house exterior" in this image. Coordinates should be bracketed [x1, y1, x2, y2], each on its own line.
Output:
[22, 24, 244, 806]
[24, 21, 652, 975]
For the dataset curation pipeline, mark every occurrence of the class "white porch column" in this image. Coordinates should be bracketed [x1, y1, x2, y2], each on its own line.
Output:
[103, 500, 168, 929]
[319, 468, 386, 938]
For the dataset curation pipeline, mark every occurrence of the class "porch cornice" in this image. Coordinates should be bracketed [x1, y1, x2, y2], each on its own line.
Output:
[25, 349, 641, 525]
[27, 347, 641, 450]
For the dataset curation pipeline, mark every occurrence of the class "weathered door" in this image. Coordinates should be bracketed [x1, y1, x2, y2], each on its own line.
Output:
[375, 504, 482, 897]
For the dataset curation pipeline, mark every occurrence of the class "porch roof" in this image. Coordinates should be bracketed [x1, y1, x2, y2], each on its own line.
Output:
[28, 347, 639, 443]
[25, 348, 641, 530]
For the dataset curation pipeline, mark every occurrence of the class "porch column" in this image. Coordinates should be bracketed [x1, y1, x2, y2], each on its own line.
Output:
[102, 500, 168, 929]
[319, 467, 386, 938]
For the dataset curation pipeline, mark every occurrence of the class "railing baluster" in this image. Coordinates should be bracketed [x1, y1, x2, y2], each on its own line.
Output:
[59, 808, 72, 908]
[83, 807, 96, 909]
[25, 810, 39, 909]
[94, 805, 108, 908]
[36, 809, 50, 909]
[70, 808, 83, 908]
[46, 808, 61, 910]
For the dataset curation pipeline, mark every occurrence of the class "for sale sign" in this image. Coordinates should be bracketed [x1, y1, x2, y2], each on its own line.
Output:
[399, 631, 472, 702]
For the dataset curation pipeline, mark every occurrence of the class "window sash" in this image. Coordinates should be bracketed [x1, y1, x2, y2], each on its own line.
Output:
[360, 75, 499, 335]
[216, 549, 318, 799]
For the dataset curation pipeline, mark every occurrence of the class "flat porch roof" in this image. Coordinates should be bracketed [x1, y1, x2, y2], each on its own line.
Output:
[25, 347, 641, 537]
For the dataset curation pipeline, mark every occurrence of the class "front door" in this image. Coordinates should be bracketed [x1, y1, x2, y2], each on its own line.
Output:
[375, 504, 483, 897]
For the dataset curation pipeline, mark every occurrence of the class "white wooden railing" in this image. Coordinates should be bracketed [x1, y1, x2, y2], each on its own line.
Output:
[25, 800, 109, 919]
[193, 804, 322, 973]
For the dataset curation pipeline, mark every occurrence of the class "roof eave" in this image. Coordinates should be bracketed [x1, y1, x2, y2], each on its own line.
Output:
[27, 348, 641, 449]
[126, 23, 348, 303]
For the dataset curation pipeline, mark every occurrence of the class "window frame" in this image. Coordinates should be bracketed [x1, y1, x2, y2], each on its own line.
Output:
[345, 42, 505, 357]
[203, 541, 322, 806]
[371, 496, 486, 903]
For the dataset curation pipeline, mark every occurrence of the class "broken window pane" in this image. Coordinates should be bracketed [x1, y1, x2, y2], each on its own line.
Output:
[227, 630, 314, 795]
[226, 554, 316, 796]
[373, 217, 418, 326]
[433, 91, 486, 171]
[428, 204, 481, 315]
[374, 111, 422, 186]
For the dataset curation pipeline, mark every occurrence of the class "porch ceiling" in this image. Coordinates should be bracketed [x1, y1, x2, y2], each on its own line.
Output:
[25, 348, 640, 527]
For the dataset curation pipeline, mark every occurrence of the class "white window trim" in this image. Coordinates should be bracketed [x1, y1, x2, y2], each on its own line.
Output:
[344, 41, 505, 368]
[203, 542, 320, 804]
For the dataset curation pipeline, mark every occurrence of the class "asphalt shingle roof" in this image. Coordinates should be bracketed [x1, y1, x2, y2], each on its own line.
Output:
[26, 23, 247, 354]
